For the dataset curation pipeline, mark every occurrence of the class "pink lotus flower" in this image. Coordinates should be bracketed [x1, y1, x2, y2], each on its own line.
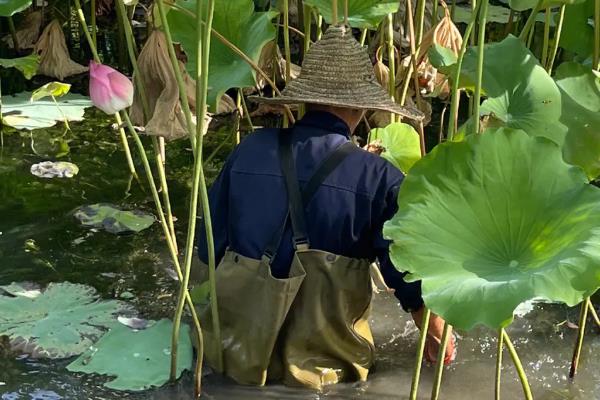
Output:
[89, 61, 134, 114]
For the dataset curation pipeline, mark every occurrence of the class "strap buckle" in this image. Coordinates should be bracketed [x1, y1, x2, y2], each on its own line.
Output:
[294, 238, 309, 251]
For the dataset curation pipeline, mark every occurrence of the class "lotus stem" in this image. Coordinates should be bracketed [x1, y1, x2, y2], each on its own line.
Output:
[304, 4, 312, 54]
[541, 7, 551, 66]
[519, 1, 542, 41]
[546, 4, 565, 74]
[155, 0, 197, 153]
[505, 9, 515, 37]
[398, 0, 415, 107]
[386, 14, 396, 123]
[594, 0, 599, 70]
[415, 0, 427, 45]
[570, 299, 589, 378]
[473, 0, 489, 134]
[432, 0, 439, 26]
[316, 13, 323, 39]
[501, 329, 533, 400]
[430, 322, 451, 400]
[332, 0, 338, 25]
[239, 89, 254, 132]
[283, 0, 292, 84]
[526, 18, 536, 48]
[73, 0, 138, 179]
[8, 16, 19, 53]
[344, 0, 349, 25]
[451, 0, 457, 19]
[409, 308, 431, 400]
[495, 328, 504, 400]
[587, 298, 600, 329]
[447, 0, 481, 140]
[91, 0, 97, 48]
[360, 28, 368, 46]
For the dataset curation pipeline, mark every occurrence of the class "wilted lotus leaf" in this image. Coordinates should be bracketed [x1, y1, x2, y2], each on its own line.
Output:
[556, 62, 600, 181]
[0, 0, 31, 16]
[30, 161, 79, 178]
[304, 0, 399, 28]
[384, 129, 600, 330]
[0, 54, 39, 79]
[33, 20, 87, 80]
[67, 320, 193, 391]
[168, 0, 277, 112]
[369, 122, 421, 173]
[2, 10, 42, 49]
[0, 282, 130, 358]
[430, 35, 562, 143]
[74, 204, 154, 234]
[2, 92, 92, 130]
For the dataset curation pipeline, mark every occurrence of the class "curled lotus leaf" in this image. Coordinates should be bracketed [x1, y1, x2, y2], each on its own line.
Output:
[303, 0, 400, 28]
[0, 282, 131, 358]
[384, 128, 600, 330]
[74, 203, 155, 234]
[67, 319, 193, 391]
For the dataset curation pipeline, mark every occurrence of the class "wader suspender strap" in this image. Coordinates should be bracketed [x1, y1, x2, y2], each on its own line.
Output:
[262, 129, 358, 264]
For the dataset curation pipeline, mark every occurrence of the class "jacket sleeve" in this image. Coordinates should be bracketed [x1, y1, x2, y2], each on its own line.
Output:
[196, 148, 238, 266]
[374, 178, 424, 313]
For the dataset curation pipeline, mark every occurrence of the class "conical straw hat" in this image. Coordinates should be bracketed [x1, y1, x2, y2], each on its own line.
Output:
[253, 25, 424, 120]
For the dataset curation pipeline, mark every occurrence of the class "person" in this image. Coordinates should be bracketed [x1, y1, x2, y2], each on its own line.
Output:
[196, 24, 455, 390]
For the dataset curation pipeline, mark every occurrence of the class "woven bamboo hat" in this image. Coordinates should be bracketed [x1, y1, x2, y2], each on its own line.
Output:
[252, 25, 424, 120]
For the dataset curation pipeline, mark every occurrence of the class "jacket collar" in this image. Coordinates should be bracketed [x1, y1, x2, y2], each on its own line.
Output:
[294, 111, 351, 138]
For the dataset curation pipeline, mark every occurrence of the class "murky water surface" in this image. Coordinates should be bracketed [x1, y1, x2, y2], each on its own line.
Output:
[1, 114, 599, 399]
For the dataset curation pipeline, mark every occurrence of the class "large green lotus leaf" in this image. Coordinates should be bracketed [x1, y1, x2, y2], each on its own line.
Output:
[67, 319, 193, 391]
[2, 92, 92, 130]
[384, 128, 600, 330]
[0, 282, 130, 358]
[74, 203, 155, 234]
[303, 0, 399, 28]
[0, 0, 31, 16]
[430, 36, 562, 143]
[509, 0, 583, 11]
[559, 0, 594, 59]
[168, 0, 277, 112]
[369, 122, 421, 173]
[555, 62, 600, 180]
[0, 54, 39, 79]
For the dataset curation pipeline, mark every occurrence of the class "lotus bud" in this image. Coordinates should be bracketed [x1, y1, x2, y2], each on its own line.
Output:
[89, 61, 134, 115]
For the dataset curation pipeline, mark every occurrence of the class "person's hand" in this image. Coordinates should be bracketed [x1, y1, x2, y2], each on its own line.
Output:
[411, 307, 456, 365]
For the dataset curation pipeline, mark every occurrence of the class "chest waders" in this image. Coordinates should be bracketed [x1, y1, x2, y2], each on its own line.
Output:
[200, 131, 375, 389]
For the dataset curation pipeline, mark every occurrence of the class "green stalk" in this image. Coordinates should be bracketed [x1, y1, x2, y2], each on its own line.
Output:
[587, 298, 600, 329]
[541, 7, 551, 66]
[332, 0, 338, 25]
[386, 13, 396, 123]
[399, 0, 416, 107]
[7, 16, 19, 53]
[505, 9, 515, 37]
[344, 0, 349, 25]
[594, 0, 600, 70]
[303, 4, 312, 54]
[73, 0, 138, 179]
[501, 329, 533, 400]
[447, 0, 481, 140]
[432, 0, 439, 26]
[283, 0, 292, 83]
[430, 322, 451, 400]
[473, 0, 489, 134]
[409, 308, 431, 400]
[360, 28, 368, 46]
[239, 89, 255, 132]
[316, 12, 323, 39]
[519, 1, 542, 41]
[415, 0, 427, 45]
[546, 4, 565, 74]
[91, 0, 97, 48]
[526, 18, 536, 48]
[451, 0, 457, 19]
[495, 329, 504, 400]
[155, 0, 197, 153]
[570, 299, 589, 378]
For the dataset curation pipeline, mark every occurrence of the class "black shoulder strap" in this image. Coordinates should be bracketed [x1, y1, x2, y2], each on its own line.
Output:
[262, 133, 358, 263]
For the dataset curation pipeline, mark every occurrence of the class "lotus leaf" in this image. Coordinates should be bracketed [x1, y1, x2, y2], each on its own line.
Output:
[2, 92, 92, 130]
[555, 62, 600, 181]
[384, 128, 600, 330]
[67, 319, 193, 391]
[0, 282, 130, 358]
[508, 0, 584, 11]
[168, 0, 277, 112]
[31, 82, 71, 102]
[369, 122, 421, 173]
[0, 54, 39, 79]
[452, 5, 512, 24]
[74, 204, 155, 234]
[429, 35, 562, 143]
[0, 0, 31, 16]
[303, 0, 399, 28]
[559, 0, 594, 59]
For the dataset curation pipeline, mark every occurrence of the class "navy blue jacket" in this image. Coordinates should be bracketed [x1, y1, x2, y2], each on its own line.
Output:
[197, 111, 423, 312]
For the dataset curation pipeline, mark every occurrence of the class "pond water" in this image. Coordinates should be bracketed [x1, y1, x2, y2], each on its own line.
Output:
[1, 114, 600, 400]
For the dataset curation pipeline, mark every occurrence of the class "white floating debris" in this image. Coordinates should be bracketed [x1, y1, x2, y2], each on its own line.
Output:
[30, 161, 79, 178]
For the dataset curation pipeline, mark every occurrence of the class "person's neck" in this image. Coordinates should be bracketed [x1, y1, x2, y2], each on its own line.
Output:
[306, 105, 357, 133]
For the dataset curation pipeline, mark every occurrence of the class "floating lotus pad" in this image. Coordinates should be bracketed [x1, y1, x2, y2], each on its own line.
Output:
[304, 0, 400, 28]
[74, 204, 155, 234]
[369, 122, 421, 173]
[384, 129, 600, 330]
[0, 282, 130, 358]
[67, 319, 193, 391]
[30, 161, 79, 178]
[555, 62, 600, 181]
[168, 0, 277, 112]
[2, 92, 92, 130]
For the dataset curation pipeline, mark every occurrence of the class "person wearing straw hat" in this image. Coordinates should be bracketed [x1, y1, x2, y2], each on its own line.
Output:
[196, 24, 455, 389]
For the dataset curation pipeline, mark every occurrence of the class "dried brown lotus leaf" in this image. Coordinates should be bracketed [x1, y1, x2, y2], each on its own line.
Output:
[33, 20, 88, 80]
[3, 11, 42, 50]
[257, 41, 286, 89]
[217, 93, 236, 115]
[130, 30, 211, 141]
